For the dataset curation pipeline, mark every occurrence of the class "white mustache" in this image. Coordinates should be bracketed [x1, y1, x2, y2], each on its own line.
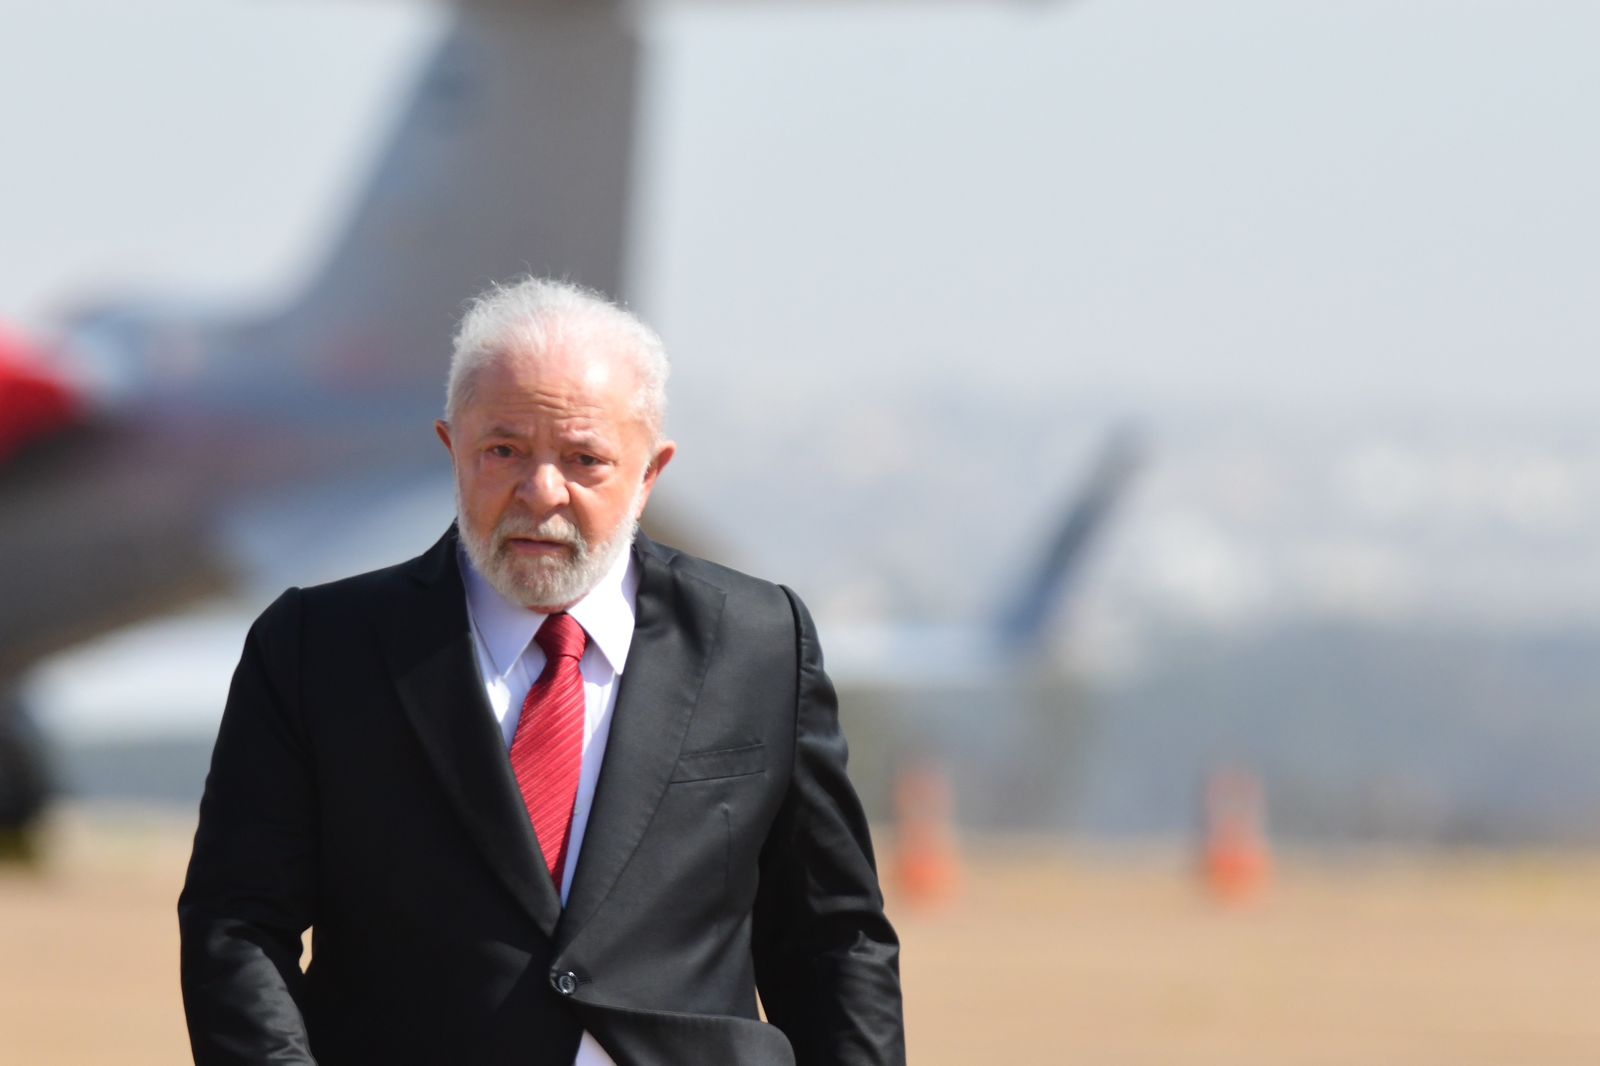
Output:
[492, 513, 584, 551]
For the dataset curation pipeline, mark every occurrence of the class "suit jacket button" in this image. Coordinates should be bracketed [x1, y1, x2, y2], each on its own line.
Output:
[552, 971, 579, 995]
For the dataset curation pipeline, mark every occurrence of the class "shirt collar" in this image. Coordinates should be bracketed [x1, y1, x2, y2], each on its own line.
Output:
[459, 539, 639, 679]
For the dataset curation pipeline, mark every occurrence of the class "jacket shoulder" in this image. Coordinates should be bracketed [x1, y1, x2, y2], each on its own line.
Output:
[639, 536, 802, 615]
[255, 531, 454, 628]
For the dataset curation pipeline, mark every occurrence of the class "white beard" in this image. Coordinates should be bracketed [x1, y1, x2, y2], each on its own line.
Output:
[458, 487, 641, 611]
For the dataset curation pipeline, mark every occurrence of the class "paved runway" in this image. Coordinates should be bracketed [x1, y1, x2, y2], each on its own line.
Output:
[4, 812, 1598, 1064]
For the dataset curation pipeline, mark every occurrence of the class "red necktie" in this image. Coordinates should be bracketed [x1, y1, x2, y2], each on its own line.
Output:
[509, 612, 588, 887]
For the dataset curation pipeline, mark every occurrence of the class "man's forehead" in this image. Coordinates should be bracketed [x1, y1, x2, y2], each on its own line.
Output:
[485, 338, 639, 391]
[457, 342, 650, 444]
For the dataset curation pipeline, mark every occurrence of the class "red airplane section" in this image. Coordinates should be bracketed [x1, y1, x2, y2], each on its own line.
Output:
[0, 325, 81, 464]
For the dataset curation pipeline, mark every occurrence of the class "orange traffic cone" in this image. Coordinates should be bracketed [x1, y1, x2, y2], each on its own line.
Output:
[891, 760, 959, 908]
[1200, 767, 1270, 906]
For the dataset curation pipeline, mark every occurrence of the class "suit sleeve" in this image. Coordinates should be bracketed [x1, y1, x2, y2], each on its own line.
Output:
[178, 588, 320, 1065]
[753, 588, 906, 1066]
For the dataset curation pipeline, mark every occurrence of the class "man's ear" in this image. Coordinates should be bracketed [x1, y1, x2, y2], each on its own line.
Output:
[636, 440, 677, 515]
[434, 419, 454, 457]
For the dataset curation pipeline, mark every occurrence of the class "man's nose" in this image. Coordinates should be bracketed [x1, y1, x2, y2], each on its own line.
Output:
[517, 461, 570, 511]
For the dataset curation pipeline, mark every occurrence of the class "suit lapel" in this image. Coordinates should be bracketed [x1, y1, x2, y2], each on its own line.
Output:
[557, 537, 726, 943]
[381, 529, 564, 938]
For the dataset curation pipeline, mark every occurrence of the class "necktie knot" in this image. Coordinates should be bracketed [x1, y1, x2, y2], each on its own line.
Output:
[536, 612, 587, 663]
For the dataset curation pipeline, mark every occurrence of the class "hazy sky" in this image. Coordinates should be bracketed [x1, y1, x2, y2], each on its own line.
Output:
[0, 0, 439, 319]
[3, 0, 1597, 416]
[638, 1, 1600, 417]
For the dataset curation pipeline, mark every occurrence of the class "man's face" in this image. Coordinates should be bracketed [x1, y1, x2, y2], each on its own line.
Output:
[436, 340, 674, 611]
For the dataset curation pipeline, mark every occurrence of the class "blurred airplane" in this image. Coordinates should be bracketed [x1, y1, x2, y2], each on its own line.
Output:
[823, 427, 1143, 826]
[0, 0, 659, 843]
[2, 0, 1111, 824]
[825, 425, 1144, 685]
[0, 2, 650, 683]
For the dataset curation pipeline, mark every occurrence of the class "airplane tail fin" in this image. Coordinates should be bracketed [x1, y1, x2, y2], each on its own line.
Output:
[226, 3, 644, 405]
[997, 424, 1144, 649]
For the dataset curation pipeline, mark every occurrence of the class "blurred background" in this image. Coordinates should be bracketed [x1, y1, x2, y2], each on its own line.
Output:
[2, 0, 1598, 1062]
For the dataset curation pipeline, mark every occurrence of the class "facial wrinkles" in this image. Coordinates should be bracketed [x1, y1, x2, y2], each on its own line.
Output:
[475, 387, 633, 470]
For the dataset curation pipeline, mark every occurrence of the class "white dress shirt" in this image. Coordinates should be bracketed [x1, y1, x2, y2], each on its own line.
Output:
[459, 543, 636, 1066]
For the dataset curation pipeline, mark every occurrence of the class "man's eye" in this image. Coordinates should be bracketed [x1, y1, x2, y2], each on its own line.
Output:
[575, 454, 602, 468]
[486, 444, 515, 459]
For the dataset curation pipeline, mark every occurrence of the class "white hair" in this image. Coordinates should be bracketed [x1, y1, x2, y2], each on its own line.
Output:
[445, 276, 669, 438]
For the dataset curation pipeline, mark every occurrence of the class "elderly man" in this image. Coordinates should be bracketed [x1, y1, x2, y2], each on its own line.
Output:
[179, 278, 904, 1065]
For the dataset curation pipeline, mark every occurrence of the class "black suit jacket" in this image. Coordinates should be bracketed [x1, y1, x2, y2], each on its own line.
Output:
[179, 530, 904, 1065]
